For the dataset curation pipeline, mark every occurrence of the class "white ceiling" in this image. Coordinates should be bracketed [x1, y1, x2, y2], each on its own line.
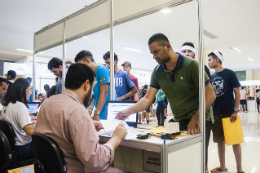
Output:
[0, 0, 260, 71]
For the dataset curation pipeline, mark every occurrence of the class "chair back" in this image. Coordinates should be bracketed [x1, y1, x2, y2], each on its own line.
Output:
[0, 120, 16, 150]
[0, 131, 12, 169]
[32, 133, 66, 173]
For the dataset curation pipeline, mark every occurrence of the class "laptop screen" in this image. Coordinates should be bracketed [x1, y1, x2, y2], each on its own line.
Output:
[27, 102, 40, 115]
[107, 101, 137, 127]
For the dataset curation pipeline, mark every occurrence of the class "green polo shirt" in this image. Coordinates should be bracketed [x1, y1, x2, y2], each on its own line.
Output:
[150, 53, 213, 122]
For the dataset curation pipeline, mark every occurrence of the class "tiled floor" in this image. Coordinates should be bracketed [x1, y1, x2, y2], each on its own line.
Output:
[137, 112, 260, 173]
[208, 111, 260, 173]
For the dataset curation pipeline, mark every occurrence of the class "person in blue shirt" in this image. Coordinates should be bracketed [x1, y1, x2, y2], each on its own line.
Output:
[75, 50, 116, 120]
[26, 77, 38, 102]
[208, 51, 244, 173]
[103, 51, 138, 101]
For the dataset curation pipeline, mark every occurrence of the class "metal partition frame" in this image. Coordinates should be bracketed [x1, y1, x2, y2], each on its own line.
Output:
[32, 0, 205, 172]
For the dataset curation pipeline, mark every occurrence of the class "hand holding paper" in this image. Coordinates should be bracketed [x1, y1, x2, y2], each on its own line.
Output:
[99, 119, 137, 140]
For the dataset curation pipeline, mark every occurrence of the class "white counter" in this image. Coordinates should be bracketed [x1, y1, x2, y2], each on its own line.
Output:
[99, 130, 202, 173]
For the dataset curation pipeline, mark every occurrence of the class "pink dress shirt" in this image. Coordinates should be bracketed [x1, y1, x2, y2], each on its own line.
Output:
[34, 89, 118, 173]
[240, 89, 247, 100]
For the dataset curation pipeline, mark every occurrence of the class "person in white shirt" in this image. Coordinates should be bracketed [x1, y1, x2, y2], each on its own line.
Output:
[1, 78, 35, 161]
[0, 77, 8, 113]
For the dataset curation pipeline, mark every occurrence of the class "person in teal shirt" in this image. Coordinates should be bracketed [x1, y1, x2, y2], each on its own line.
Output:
[156, 89, 166, 126]
[75, 50, 116, 120]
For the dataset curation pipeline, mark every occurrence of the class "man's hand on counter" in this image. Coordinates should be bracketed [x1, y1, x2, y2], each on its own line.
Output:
[93, 120, 104, 132]
[187, 118, 200, 135]
[115, 110, 129, 120]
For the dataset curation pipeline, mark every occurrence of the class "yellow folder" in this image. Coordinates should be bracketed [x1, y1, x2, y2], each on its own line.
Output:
[222, 116, 244, 146]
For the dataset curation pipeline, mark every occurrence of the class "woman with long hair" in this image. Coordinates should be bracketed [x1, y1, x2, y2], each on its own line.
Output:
[1, 78, 35, 161]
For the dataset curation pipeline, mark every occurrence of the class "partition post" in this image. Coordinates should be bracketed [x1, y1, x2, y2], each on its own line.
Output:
[197, 0, 206, 172]
[32, 33, 36, 102]
[109, 0, 115, 100]
[62, 19, 67, 91]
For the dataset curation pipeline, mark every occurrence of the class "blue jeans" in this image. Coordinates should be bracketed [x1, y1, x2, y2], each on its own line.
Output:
[156, 101, 165, 126]
[12, 142, 34, 161]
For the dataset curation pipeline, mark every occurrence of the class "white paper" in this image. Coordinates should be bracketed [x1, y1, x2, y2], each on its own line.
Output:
[21, 167, 33, 173]
[98, 119, 137, 140]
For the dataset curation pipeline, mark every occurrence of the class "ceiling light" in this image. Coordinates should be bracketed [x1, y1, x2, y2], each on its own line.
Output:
[160, 9, 171, 14]
[248, 58, 254, 61]
[203, 30, 218, 39]
[123, 47, 143, 52]
[82, 36, 88, 39]
[16, 48, 33, 53]
[16, 49, 44, 54]
[251, 167, 257, 173]
[230, 47, 241, 53]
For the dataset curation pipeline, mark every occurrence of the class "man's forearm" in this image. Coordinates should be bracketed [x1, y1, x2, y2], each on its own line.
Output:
[234, 92, 240, 109]
[124, 96, 153, 115]
[96, 92, 108, 112]
[119, 87, 137, 100]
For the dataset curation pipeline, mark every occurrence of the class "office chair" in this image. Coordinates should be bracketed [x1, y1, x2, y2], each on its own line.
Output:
[0, 120, 34, 169]
[0, 131, 12, 172]
[32, 133, 66, 173]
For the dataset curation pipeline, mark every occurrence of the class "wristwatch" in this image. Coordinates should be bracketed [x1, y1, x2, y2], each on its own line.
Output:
[94, 109, 101, 115]
[234, 108, 240, 112]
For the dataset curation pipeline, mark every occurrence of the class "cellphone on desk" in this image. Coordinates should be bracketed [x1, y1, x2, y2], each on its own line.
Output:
[137, 134, 150, 140]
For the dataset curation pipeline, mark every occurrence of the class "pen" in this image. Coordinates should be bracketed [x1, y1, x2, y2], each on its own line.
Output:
[164, 136, 166, 145]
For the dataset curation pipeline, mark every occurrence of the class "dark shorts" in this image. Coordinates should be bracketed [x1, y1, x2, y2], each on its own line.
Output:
[212, 114, 231, 143]
[145, 106, 150, 113]
[240, 100, 246, 104]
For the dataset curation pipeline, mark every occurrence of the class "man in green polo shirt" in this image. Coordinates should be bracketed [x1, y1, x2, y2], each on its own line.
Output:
[116, 33, 216, 171]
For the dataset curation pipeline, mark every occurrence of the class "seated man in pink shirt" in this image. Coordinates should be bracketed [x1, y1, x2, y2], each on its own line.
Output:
[35, 63, 128, 173]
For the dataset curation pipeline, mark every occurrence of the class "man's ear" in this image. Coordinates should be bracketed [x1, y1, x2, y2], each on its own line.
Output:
[59, 65, 63, 70]
[166, 42, 172, 50]
[83, 79, 90, 92]
[85, 58, 92, 65]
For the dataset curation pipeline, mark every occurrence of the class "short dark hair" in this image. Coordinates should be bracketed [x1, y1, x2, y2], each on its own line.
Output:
[182, 42, 195, 48]
[0, 77, 8, 86]
[208, 52, 223, 64]
[2, 78, 30, 107]
[49, 85, 57, 97]
[38, 93, 43, 97]
[65, 61, 73, 65]
[143, 84, 148, 89]
[7, 70, 16, 79]
[48, 57, 62, 70]
[75, 50, 94, 62]
[103, 51, 118, 61]
[65, 63, 96, 90]
[256, 89, 259, 93]
[26, 77, 32, 83]
[148, 33, 170, 46]
[44, 84, 50, 92]
[241, 86, 244, 89]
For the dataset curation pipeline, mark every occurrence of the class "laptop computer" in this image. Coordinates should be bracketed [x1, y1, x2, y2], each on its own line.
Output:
[106, 101, 138, 128]
[27, 102, 41, 115]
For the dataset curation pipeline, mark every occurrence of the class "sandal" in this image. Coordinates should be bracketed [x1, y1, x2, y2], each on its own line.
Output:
[211, 167, 228, 173]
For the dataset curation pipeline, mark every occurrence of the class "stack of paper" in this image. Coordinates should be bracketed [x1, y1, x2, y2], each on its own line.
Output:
[98, 119, 137, 140]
